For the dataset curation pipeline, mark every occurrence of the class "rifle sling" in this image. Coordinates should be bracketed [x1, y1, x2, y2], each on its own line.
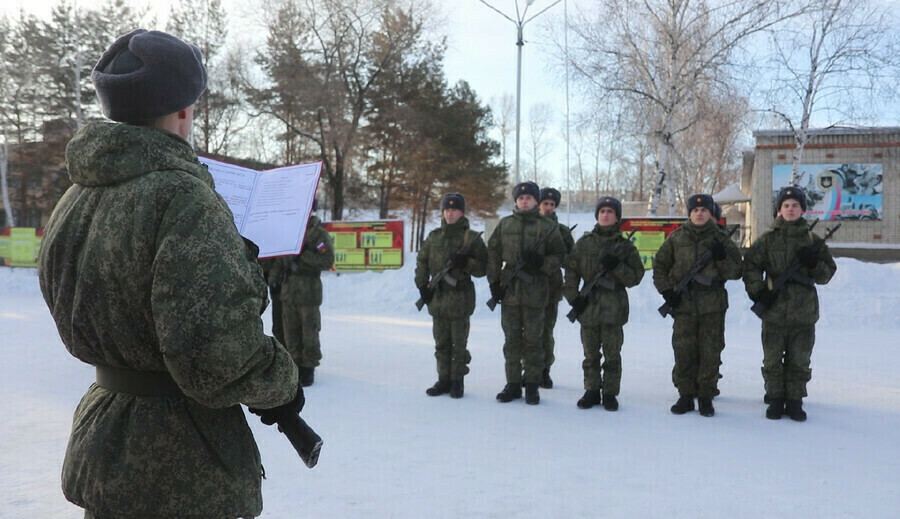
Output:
[96, 365, 184, 398]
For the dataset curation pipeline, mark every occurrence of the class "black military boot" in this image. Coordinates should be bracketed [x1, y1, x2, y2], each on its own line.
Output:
[525, 383, 540, 405]
[577, 390, 602, 409]
[785, 399, 807, 422]
[425, 379, 451, 397]
[766, 397, 786, 420]
[698, 397, 715, 417]
[670, 395, 695, 414]
[449, 379, 464, 399]
[540, 368, 553, 389]
[496, 383, 522, 403]
[300, 367, 315, 387]
[764, 393, 771, 405]
[602, 394, 619, 412]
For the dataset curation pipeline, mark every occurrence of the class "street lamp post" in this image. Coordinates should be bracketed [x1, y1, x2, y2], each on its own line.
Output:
[478, 0, 562, 187]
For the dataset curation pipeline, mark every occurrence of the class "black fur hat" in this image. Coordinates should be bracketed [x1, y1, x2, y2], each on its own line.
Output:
[774, 186, 808, 217]
[441, 192, 466, 212]
[595, 196, 622, 221]
[512, 181, 540, 202]
[686, 194, 715, 214]
[713, 202, 722, 220]
[92, 29, 207, 122]
[539, 187, 561, 207]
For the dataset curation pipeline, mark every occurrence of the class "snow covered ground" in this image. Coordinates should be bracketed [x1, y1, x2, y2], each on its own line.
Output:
[2, 211, 899, 518]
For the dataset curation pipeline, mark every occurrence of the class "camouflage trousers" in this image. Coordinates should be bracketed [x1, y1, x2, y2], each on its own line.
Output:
[761, 322, 815, 399]
[580, 324, 624, 395]
[501, 304, 546, 385]
[539, 301, 559, 370]
[432, 317, 472, 380]
[270, 294, 285, 345]
[282, 302, 322, 369]
[671, 312, 725, 398]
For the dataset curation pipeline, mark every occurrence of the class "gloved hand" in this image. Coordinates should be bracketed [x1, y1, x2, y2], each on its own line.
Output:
[248, 381, 305, 426]
[418, 285, 433, 304]
[753, 287, 775, 307]
[522, 250, 544, 270]
[450, 252, 468, 269]
[710, 240, 727, 261]
[489, 282, 506, 302]
[269, 282, 281, 296]
[570, 295, 589, 313]
[601, 254, 619, 271]
[796, 243, 819, 268]
[662, 289, 681, 309]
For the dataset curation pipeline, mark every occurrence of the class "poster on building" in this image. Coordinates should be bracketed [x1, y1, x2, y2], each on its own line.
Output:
[620, 218, 686, 270]
[772, 164, 883, 221]
[322, 220, 404, 271]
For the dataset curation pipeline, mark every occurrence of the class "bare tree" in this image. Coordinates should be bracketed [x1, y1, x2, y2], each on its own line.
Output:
[566, 0, 797, 215]
[491, 92, 515, 171]
[761, 0, 900, 185]
[525, 102, 555, 185]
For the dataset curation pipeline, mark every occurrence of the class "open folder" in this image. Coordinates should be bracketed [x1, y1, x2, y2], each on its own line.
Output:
[199, 157, 323, 258]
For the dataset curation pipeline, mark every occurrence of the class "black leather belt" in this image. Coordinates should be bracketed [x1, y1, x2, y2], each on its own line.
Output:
[95, 365, 183, 397]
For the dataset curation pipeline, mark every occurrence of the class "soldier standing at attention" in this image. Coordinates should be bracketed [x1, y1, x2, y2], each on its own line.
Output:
[271, 197, 335, 387]
[415, 193, 488, 398]
[742, 187, 836, 421]
[259, 256, 286, 345]
[37, 29, 301, 518]
[488, 181, 567, 405]
[536, 187, 576, 389]
[653, 194, 743, 417]
[565, 197, 644, 411]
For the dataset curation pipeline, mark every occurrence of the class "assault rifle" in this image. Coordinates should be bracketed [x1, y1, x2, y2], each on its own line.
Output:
[566, 229, 637, 323]
[657, 224, 740, 318]
[415, 231, 484, 311]
[275, 413, 323, 469]
[486, 225, 564, 311]
[750, 220, 840, 318]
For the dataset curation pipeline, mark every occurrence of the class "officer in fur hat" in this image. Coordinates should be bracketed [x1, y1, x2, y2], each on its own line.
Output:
[742, 186, 836, 421]
[652, 194, 742, 417]
[487, 182, 566, 405]
[415, 193, 488, 398]
[38, 29, 300, 518]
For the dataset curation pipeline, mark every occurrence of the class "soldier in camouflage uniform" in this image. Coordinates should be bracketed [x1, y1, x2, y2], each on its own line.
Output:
[258, 257, 285, 345]
[743, 187, 836, 421]
[535, 187, 575, 389]
[653, 194, 742, 417]
[37, 30, 300, 519]
[565, 197, 644, 411]
[488, 181, 567, 405]
[270, 199, 335, 387]
[415, 193, 488, 398]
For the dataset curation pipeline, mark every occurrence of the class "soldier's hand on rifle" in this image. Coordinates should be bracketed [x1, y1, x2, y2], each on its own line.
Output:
[450, 252, 468, 269]
[570, 295, 588, 313]
[418, 285, 433, 304]
[601, 254, 619, 271]
[489, 282, 505, 302]
[797, 243, 820, 268]
[710, 240, 727, 261]
[522, 250, 544, 271]
[248, 381, 305, 426]
[662, 289, 681, 309]
[269, 282, 281, 296]
[753, 287, 775, 307]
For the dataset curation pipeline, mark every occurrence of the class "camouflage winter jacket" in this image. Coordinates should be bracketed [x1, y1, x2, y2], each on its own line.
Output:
[38, 121, 298, 518]
[546, 212, 576, 303]
[415, 216, 487, 318]
[271, 215, 335, 307]
[742, 216, 837, 324]
[487, 207, 567, 308]
[652, 220, 743, 315]
[564, 223, 644, 326]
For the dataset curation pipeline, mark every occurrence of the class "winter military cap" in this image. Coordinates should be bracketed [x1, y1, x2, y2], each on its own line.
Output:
[441, 192, 466, 212]
[686, 194, 715, 214]
[539, 187, 561, 207]
[774, 186, 808, 217]
[595, 196, 622, 221]
[92, 29, 208, 123]
[713, 202, 722, 220]
[512, 181, 540, 201]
